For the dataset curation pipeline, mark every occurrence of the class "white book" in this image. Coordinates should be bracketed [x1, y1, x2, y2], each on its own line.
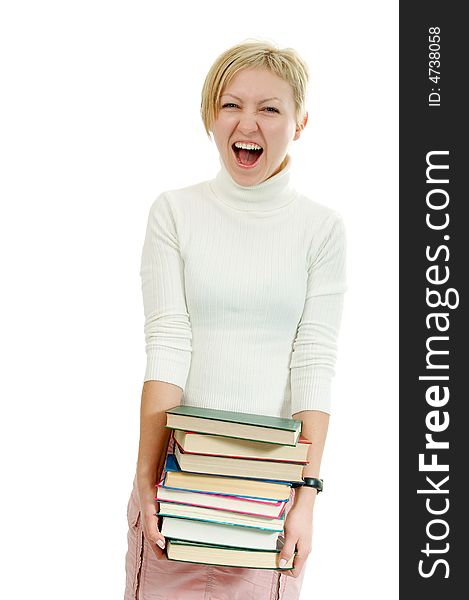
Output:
[161, 517, 279, 551]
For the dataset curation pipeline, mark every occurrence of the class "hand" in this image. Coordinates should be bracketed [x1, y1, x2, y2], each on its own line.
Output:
[278, 501, 313, 577]
[141, 499, 167, 561]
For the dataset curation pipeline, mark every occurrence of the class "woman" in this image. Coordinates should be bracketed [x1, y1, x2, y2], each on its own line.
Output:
[125, 40, 347, 600]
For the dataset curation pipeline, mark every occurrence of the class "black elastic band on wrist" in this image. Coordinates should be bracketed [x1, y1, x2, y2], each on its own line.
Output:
[292, 477, 324, 492]
[303, 477, 323, 492]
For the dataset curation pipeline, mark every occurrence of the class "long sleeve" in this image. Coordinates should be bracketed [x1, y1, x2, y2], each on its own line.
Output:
[289, 213, 347, 415]
[140, 193, 192, 388]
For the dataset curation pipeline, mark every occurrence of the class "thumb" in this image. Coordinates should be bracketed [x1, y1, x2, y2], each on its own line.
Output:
[278, 538, 296, 569]
[143, 506, 166, 551]
[151, 513, 166, 549]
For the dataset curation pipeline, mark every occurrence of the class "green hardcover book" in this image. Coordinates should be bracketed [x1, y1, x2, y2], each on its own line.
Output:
[166, 539, 296, 570]
[166, 405, 301, 446]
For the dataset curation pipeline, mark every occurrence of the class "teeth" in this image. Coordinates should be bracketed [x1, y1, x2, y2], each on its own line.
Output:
[234, 142, 262, 151]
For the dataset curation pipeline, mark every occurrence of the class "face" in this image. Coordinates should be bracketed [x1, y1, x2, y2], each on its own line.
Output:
[211, 68, 307, 186]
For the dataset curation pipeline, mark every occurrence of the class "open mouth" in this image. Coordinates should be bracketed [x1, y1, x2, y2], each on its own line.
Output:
[232, 142, 264, 168]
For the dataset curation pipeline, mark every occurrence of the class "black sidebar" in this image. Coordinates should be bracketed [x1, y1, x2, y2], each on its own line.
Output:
[400, 2, 466, 597]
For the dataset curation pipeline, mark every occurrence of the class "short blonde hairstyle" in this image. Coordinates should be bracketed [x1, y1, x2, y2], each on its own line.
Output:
[201, 40, 309, 136]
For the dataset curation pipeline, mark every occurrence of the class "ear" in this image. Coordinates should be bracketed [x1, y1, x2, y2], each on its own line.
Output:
[293, 112, 308, 141]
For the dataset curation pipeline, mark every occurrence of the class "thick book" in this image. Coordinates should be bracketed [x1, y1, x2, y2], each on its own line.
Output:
[163, 454, 292, 501]
[173, 430, 310, 463]
[157, 501, 285, 531]
[166, 405, 301, 446]
[167, 539, 295, 570]
[174, 444, 304, 483]
[161, 516, 279, 550]
[156, 485, 287, 518]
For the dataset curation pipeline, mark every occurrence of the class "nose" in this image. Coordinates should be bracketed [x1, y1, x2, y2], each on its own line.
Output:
[237, 111, 258, 135]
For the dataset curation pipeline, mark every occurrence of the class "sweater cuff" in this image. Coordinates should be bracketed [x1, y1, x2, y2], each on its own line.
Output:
[290, 373, 332, 415]
[144, 346, 191, 390]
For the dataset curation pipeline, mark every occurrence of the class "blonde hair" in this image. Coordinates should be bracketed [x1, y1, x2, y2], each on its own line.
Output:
[201, 40, 309, 137]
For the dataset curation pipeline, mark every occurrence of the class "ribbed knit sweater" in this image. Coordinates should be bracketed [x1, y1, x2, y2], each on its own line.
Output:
[140, 156, 347, 418]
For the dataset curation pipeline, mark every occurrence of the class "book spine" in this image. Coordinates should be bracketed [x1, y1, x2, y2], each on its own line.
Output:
[172, 452, 297, 484]
[156, 498, 285, 519]
[160, 482, 289, 502]
[177, 447, 308, 464]
[157, 513, 284, 532]
[156, 484, 284, 506]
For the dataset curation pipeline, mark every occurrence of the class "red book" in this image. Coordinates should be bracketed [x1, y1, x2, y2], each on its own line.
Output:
[155, 483, 287, 518]
[173, 443, 306, 483]
[173, 429, 310, 463]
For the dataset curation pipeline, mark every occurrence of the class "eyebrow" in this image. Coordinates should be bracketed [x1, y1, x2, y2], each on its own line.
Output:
[221, 93, 283, 104]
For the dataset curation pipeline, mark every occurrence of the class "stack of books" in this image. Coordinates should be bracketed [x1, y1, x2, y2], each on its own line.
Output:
[156, 405, 310, 570]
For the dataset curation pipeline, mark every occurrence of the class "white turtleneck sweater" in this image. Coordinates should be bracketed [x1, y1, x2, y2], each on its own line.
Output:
[140, 156, 347, 418]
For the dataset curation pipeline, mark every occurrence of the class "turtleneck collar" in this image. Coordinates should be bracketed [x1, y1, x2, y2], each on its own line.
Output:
[209, 154, 297, 212]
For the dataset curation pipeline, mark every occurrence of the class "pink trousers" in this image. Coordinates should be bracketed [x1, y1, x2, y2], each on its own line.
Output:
[124, 475, 306, 599]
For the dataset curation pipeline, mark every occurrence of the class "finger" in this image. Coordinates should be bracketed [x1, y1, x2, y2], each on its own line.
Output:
[278, 538, 296, 570]
[289, 553, 305, 578]
[289, 544, 310, 578]
[143, 511, 167, 556]
[144, 527, 168, 560]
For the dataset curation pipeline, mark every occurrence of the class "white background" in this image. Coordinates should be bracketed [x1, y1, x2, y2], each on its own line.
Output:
[0, 1, 398, 598]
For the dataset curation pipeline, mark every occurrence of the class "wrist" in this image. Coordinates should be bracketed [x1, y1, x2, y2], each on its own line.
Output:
[137, 474, 159, 504]
[302, 477, 323, 493]
[294, 485, 317, 508]
[292, 475, 323, 507]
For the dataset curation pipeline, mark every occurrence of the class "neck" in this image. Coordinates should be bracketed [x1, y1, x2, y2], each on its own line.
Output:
[270, 156, 288, 179]
[210, 155, 297, 212]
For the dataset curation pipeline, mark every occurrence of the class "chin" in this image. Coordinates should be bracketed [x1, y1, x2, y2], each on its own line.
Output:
[228, 161, 269, 186]
[231, 170, 266, 187]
